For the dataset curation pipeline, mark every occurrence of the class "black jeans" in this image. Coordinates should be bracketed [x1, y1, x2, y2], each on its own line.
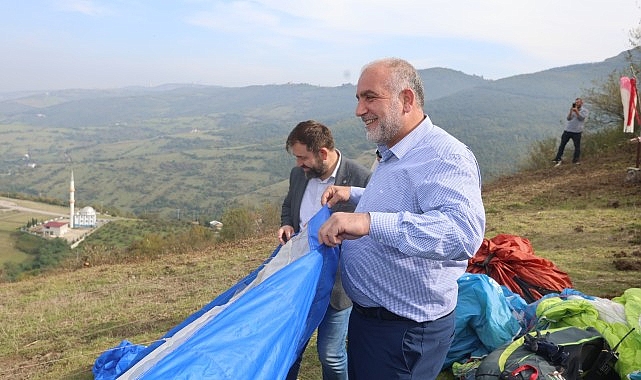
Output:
[555, 131, 582, 163]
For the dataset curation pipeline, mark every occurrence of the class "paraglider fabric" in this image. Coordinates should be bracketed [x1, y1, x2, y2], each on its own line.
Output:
[93, 206, 338, 380]
[443, 273, 522, 368]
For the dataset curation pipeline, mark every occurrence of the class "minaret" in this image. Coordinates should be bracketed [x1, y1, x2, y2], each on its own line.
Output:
[69, 170, 75, 229]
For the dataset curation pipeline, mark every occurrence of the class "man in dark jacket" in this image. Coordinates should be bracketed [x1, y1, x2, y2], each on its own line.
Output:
[278, 120, 371, 380]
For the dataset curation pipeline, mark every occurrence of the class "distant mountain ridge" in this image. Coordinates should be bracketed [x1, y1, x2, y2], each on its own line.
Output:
[0, 49, 638, 219]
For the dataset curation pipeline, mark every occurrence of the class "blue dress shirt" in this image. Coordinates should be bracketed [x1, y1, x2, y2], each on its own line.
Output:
[341, 115, 486, 322]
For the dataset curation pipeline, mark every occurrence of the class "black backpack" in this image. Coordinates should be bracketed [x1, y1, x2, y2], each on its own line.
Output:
[474, 326, 617, 380]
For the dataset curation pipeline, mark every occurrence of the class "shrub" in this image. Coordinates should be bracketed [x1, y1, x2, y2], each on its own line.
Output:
[219, 207, 255, 241]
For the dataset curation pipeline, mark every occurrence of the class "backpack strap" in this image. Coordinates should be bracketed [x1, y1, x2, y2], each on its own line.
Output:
[472, 251, 496, 276]
[508, 364, 538, 380]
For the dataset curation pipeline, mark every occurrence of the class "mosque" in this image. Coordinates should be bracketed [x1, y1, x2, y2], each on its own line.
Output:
[69, 170, 97, 228]
[43, 171, 97, 238]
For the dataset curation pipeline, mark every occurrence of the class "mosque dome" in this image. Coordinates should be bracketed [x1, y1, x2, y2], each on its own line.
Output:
[78, 206, 96, 215]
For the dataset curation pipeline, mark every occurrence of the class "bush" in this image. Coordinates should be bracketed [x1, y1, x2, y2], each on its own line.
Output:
[219, 207, 255, 241]
[3, 235, 72, 281]
[520, 137, 558, 170]
[127, 233, 165, 259]
[219, 202, 281, 241]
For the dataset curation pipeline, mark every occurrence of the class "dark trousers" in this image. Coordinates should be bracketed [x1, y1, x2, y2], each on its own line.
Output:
[555, 131, 582, 163]
[347, 307, 455, 380]
[286, 305, 350, 380]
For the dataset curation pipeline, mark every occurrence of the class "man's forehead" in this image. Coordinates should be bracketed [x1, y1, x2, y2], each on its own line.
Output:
[290, 142, 310, 152]
[357, 64, 390, 89]
[356, 73, 385, 96]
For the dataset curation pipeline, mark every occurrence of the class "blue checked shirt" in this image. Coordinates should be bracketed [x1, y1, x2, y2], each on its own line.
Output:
[341, 115, 485, 322]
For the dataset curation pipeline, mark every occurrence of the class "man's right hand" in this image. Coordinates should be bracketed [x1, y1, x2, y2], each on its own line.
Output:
[277, 225, 295, 245]
[320, 185, 351, 208]
[318, 212, 371, 247]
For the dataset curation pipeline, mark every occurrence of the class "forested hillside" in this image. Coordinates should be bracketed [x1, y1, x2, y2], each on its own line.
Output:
[0, 49, 638, 220]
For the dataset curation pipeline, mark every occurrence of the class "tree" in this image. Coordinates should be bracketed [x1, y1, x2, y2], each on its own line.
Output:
[630, 18, 641, 48]
[583, 69, 628, 129]
[219, 206, 255, 241]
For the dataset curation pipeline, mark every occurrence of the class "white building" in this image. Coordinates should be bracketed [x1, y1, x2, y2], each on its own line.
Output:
[43, 221, 69, 237]
[74, 206, 97, 227]
[68, 171, 98, 228]
[209, 220, 223, 230]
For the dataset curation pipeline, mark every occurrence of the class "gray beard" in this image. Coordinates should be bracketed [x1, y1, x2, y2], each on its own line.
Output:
[367, 123, 398, 144]
[366, 116, 402, 144]
[365, 102, 403, 144]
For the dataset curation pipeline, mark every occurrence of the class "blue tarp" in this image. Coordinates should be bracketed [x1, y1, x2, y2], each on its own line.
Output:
[93, 206, 339, 380]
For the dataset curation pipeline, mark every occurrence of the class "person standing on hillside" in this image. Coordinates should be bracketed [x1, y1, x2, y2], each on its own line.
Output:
[318, 58, 486, 379]
[278, 120, 371, 380]
[553, 97, 589, 166]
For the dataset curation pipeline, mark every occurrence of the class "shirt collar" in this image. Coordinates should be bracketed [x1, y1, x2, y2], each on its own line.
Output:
[377, 115, 433, 162]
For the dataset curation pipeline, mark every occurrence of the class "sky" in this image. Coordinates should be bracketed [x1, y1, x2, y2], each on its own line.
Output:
[1, 0, 640, 92]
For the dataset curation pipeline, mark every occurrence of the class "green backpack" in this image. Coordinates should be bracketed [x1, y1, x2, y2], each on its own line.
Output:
[474, 326, 615, 380]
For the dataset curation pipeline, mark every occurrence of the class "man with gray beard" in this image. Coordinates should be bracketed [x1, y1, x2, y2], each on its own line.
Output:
[319, 58, 486, 379]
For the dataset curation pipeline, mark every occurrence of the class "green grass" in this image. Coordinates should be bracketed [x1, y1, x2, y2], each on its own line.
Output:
[1, 144, 641, 379]
[0, 197, 70, 265]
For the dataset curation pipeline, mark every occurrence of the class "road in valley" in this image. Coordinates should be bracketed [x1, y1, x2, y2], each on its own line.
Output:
[0, 199, 68, 218]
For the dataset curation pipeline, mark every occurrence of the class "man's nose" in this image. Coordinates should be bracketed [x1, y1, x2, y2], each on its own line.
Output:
[355, 100, 366, 117]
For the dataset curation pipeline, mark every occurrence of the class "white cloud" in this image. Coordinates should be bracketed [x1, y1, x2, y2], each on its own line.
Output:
[186, 1, 281, 33]
[56, 0, 110, 16]
[215, 0, 639, 71]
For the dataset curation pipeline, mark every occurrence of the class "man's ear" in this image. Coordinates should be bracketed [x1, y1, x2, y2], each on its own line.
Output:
[318, 147, 329, 160]
[401, 88, 414, 113]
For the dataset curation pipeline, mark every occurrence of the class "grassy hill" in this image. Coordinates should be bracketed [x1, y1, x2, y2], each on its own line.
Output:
[1, 138, 640, 379]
